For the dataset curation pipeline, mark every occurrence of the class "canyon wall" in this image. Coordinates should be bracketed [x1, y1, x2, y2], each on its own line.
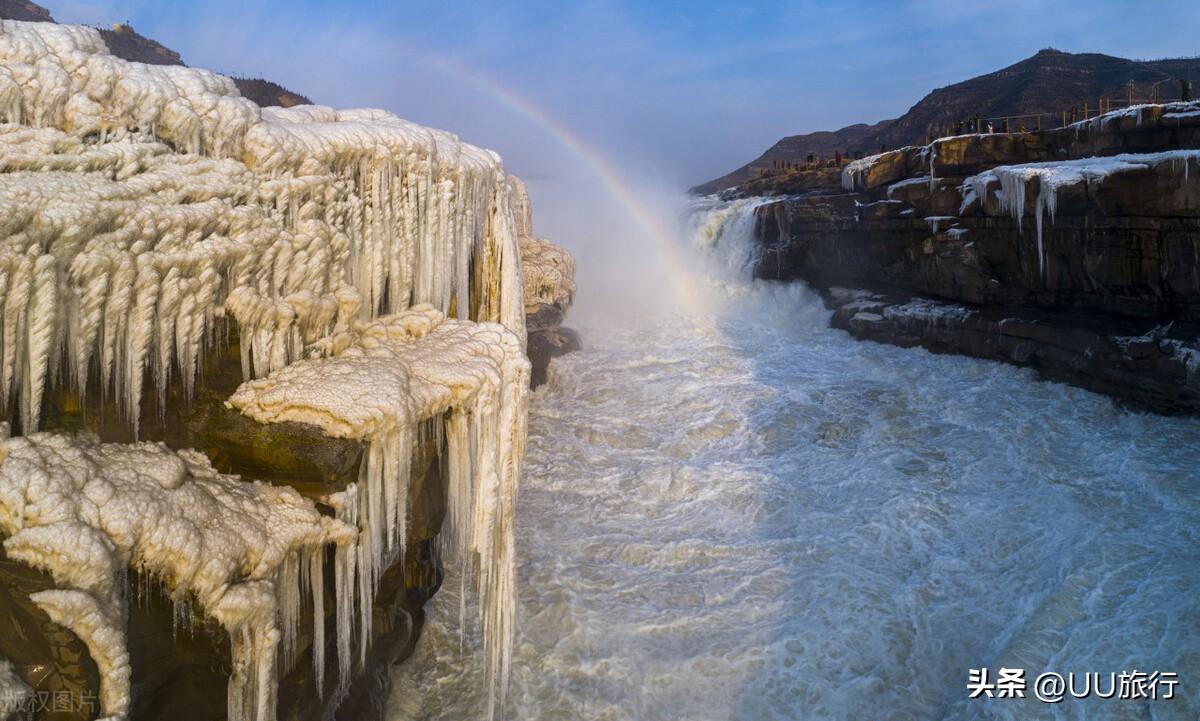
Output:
[508, 177, 579, 388]
[0, 17, 572, 721]
[753, 102, 1200, 413]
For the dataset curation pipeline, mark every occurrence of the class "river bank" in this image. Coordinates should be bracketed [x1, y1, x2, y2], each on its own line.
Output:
[746, 102, 1200, 413]
[386, 199, 1200, 721]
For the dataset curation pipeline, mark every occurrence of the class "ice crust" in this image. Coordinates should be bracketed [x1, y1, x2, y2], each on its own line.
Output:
[229, 305, 530, 720]
[0, 19, 525, 434]
[0, 18, 533, 721]
[0, 433, 356, 720]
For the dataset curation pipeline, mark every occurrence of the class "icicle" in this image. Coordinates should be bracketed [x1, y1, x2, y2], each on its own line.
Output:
[310, 548, 326, 698]
[928, 142, 938, 192]
[230, 307, 531, 721]
[0, 434, 356, 721]
[22, 255, 57, 432]
[331, 484, 359, 692]
[278, 551, 302, 674]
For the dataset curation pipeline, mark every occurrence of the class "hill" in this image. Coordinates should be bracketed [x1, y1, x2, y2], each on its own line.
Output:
[0, 0, 48, 21]
[694, 48, 1200, 194]
[0, 2, 313, 107]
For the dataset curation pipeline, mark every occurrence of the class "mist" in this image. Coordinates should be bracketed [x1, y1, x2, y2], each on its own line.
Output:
[35, 0, 1200, 318]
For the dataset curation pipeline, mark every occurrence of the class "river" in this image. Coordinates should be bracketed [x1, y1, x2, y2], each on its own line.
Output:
[388, 197, 1200, 721]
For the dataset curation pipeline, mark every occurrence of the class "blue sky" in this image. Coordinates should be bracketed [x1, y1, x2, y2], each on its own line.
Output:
[40, 1, 1200, 189]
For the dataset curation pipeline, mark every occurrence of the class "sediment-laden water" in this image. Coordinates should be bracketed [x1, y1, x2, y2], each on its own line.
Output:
[389, 198, 1200, 721]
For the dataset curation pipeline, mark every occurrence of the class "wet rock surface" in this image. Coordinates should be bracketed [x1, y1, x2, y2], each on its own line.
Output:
[753, 104, 1200, 413]
[827, 288, 1200, 414]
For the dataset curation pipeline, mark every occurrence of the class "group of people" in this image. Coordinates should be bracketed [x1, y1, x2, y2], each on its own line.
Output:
[949, 117, 1025, 136]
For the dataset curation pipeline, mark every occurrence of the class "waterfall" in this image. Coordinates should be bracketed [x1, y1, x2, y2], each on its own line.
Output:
[684, 196, 772, 284]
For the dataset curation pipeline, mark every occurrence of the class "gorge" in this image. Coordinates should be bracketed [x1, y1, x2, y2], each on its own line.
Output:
[0, 4, 1198, 721]
[386, 196, 1200, 721]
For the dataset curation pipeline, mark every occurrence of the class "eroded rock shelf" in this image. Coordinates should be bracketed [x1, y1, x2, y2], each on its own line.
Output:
[753, 101, 1200, 413]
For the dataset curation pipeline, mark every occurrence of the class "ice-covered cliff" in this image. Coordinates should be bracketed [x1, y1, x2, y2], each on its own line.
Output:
[505, 176, 578, 387]
[0, 18, 533, 721]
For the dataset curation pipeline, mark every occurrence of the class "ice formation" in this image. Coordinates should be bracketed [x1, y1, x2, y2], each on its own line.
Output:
[507, 177, 575, 310]
[965, 149, 1200, 277]
[0, 19, 525, 434]
[0, 16, 534, 721]
[1163, 101, 1200, 121]
[886, 176, 932, 197]
[228, 305, 529, 721]
[1114, 325, 1200, 379]
[0, 433, 357, 721]
[921, 142, 938, 191]
[1070, 101, 1200, 132]
[924, 216, 955, 235]
[518, 236, 576, 310]
[0, 657, 31, 720]
[841, 154, 881, 191]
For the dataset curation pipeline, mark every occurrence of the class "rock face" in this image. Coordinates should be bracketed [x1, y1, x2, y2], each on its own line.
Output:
[0, 16, 539, 721]
[693, 48, 1200, 194]
[753, 102, 1200, 413]
[96, 24, 183, 66]
[0, 0, 48, 23]
[510, 177, 580, 387]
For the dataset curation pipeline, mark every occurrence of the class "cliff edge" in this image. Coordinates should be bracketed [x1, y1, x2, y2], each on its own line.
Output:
[753, 102, 1200, 412]
[695, 49, 1200, 195]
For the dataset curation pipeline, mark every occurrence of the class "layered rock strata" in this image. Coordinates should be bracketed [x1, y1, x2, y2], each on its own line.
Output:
[754, 102, 1200, 412]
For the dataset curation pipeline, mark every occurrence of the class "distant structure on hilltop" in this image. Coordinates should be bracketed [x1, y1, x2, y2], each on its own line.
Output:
[693, 48, 1200, 194]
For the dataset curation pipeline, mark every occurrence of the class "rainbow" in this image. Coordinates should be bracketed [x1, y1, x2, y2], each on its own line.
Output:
[420, 55, 707, 314]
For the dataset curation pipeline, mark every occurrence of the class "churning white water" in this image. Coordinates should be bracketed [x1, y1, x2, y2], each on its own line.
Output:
[388, 196, 1200, 721]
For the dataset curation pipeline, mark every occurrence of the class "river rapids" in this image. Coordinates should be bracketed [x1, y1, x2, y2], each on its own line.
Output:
[388, 196, 1200, 721]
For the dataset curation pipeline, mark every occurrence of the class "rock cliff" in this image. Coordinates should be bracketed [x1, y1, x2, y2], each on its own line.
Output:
[753, 101, 1200, 413]
[0, 15, 571, 721]
[507, 177, 580, 388]
[695, 48, 1200, 195]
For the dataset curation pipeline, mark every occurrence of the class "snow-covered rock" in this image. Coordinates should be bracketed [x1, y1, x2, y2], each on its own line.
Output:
[964, 149, 1200, 276]
[228, 304, 529, 720]
[0, 17, 537, 721]
[0, 432, 356, 720]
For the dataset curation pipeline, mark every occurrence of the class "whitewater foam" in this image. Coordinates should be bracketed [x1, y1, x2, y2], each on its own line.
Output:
[388, 197, 1200, 721]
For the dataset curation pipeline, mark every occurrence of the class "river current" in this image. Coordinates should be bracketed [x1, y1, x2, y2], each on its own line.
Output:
[388, 197, 1200, 721]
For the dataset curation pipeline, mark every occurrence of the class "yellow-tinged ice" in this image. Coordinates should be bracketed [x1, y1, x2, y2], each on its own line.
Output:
[0, 19, 525, 433]
[228, 305, 529, 719]
[0, 17, 534, 721]
[0, 432, 356, 721]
